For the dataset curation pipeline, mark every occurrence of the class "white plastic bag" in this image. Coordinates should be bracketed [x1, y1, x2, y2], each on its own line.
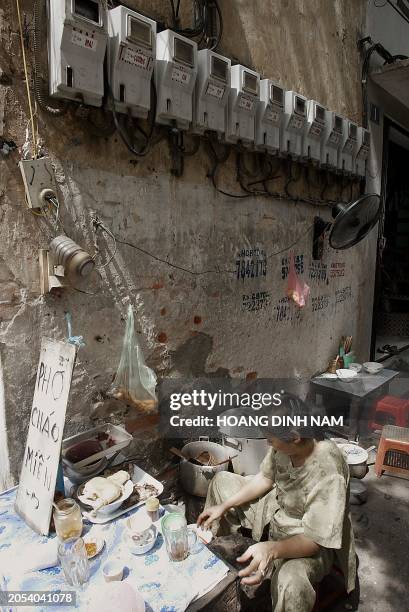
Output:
[108, 305, 157, 412]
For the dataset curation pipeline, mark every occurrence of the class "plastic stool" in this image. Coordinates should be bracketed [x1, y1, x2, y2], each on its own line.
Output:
[370, 395, 409, 430]
[375, 425, 409, 477]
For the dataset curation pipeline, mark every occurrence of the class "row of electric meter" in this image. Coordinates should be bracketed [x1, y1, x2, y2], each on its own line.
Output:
[48, 1, 370, 177]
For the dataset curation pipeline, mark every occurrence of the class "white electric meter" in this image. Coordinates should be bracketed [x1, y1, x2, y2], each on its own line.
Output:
[355, 127, 370, 178]
[193, 49, 231, 137]
[225, 65, 260, 146]
[48, 0, 108, 107]
[107, 6, 156, 118]
[302, 100, 326, 165]
[155, 29, 198, 130]
[255, 79, 284, 154]
[321, 111, 343, 171]
[340, 119, 358, 175]
[281, 91, 307, 159]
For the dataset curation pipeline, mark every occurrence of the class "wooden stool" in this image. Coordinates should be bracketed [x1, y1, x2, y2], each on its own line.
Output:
[370, 396, 409, 430]
[375, 424, 409, 477]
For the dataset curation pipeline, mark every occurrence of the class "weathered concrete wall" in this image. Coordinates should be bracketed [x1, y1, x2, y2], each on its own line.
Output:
[0, 0, 370, 487]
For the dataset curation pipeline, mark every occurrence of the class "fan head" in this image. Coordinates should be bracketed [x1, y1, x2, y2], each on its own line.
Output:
[329, 193, 381, 250]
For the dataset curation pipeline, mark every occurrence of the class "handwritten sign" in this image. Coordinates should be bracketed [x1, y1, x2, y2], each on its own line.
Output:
[15, 338, 76, 535]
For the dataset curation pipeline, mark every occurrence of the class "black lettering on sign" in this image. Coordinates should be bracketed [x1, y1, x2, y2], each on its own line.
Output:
[335, 286, 352, 303]
[236, 246, 267, 282]
[281, 254, 304, 280]
[311, 295, 330, 312]
[309, 262, 327, 282]
[273, 297, 302, 324]
[242, 291, 271, 312]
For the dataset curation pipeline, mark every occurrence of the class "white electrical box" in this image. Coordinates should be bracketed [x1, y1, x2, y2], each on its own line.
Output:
[281, 91, 307, 159]
[107, 6, 156, 118]
[225, 65, 260, 146]
[355, 127, 370, 178]
[155, 30, 198, 130]
[302, 100, 326, 165]
[321, 111, 343, 171]
[255, 79, 284, 154]
[193, 49, 231, 137]
[339, 119, 358, 175]
[48, 0, 108, 107]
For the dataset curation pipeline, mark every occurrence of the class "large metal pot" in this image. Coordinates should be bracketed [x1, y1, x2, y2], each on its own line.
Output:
[218, 408, 269, 476]
[179, 439, 232, 498]
[332, 440, 376, 479]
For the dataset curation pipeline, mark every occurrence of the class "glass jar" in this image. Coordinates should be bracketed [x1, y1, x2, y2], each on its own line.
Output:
[53, 498, 83, 541]
[58, 537, 89, 587]
[145, 496, 160, 522]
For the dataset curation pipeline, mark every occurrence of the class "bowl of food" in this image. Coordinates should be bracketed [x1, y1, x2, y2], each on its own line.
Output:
[363, 362, 383, 374]
[78, 471, 133, 516]
[348, 363, 362, 373]
[336, 368, 358, 383]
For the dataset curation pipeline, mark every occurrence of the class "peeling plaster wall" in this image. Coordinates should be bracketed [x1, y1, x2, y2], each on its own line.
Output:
[0, 0, 371, 484]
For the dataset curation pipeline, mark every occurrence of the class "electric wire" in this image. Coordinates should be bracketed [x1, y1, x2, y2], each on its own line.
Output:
[385, 0, 409, 26]
[15, 0, 38, 158]
[33, 0, 68, 116]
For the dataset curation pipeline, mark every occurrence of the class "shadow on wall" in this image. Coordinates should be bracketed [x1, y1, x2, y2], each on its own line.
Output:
[219, 0, 365, 121]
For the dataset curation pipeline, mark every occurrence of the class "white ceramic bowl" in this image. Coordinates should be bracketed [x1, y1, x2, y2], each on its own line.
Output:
[363, 362, 383, 374]
[103, 560, 124, 582]
[336, 368, 358, 383]
[97, 479, 134, 515]
[348, 363, 362, 373]
[123, 525, 157, 555]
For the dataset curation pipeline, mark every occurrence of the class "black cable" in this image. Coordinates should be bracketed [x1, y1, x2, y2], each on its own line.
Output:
[386, 0, 409, 26]
[33, 0, 68, 116]
[209, 0, 223, 50]
[110, 79, 157, 157]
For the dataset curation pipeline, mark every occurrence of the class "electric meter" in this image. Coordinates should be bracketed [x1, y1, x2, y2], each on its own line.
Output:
[354, 127, 370, 178]
[107, 6, 156, 118]
[321, 111, 343, 171]
[155, 30, 198, 130]
[255, 79, 284, 154]
[302, 100, 326, 165]
[281, 91, 307, 159]
[340, 119, 358, 175]
[48, 0, 108, 107]
[193, 49, 231, 137]
[225, 65, 260, 146]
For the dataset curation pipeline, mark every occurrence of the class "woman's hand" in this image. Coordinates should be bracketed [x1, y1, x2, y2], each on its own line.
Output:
[197, 504, 225, 530]
[237, 542, 281, 585]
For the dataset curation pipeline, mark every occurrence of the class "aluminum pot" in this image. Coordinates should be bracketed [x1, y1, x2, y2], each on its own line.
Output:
[222, 436, 269, 476]
[179, 439, 232, 498]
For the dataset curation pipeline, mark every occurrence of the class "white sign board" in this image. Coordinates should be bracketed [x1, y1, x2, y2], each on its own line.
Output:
[15, 338, 76, 535]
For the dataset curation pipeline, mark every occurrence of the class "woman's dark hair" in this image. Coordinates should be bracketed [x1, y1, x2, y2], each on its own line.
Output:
[261, 392, 326, 441]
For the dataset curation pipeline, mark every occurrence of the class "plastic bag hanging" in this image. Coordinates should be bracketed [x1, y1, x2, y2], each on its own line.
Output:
[286, 251, 310, 308]
[108, 305, 157, 413]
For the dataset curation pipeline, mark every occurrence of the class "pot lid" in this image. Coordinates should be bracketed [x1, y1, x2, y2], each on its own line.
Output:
[218, 408, 267, 439]
[338, 443, 368, 465]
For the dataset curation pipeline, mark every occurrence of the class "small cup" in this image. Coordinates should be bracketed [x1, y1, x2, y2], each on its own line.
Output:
[103, 560, 124, 583]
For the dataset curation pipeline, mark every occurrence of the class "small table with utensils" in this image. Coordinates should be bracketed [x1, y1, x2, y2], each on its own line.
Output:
[310, 368, 400, 441]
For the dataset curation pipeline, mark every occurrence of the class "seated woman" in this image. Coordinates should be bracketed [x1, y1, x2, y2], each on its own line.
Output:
[197, 395, 356, 612]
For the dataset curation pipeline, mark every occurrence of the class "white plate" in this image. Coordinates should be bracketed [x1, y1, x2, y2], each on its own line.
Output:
[317, 373, 338, 379]
[123, 525, 157, 555]
[83, 535, 105, 559]
[82, 465, 163, 525]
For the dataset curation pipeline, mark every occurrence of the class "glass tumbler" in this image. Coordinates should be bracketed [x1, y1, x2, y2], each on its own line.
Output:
[53, 498, 83, 541]
[161, 512, 198, 562]
[58, 538, 89, 588]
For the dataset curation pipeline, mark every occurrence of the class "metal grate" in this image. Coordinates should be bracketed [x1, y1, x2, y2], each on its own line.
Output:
[384, 449, 409, 470]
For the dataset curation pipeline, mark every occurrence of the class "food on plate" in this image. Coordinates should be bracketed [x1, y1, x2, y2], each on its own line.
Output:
[82, 477, 122, 511]
[85, 542, 97, 557]
[107, 470, 130, 487]
[134, 483, 159, 502]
